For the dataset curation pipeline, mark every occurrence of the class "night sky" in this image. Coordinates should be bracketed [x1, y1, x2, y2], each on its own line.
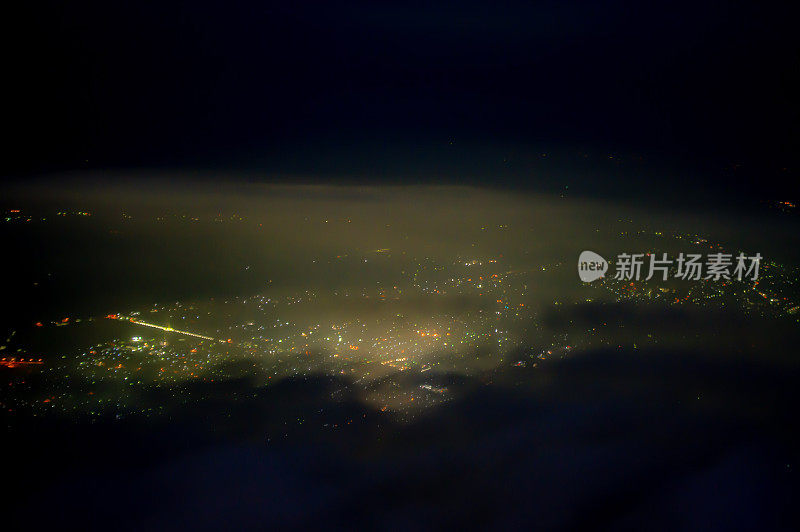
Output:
[7, 1, 800, 197]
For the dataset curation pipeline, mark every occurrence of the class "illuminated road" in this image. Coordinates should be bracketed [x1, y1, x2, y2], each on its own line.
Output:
[106, 315, 227, 343]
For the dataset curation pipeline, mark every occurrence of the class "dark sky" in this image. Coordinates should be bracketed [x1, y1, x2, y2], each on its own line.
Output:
[6, 1, 800, 195]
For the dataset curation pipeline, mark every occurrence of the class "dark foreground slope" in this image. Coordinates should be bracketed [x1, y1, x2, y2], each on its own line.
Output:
[5, 344, 800, 531]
